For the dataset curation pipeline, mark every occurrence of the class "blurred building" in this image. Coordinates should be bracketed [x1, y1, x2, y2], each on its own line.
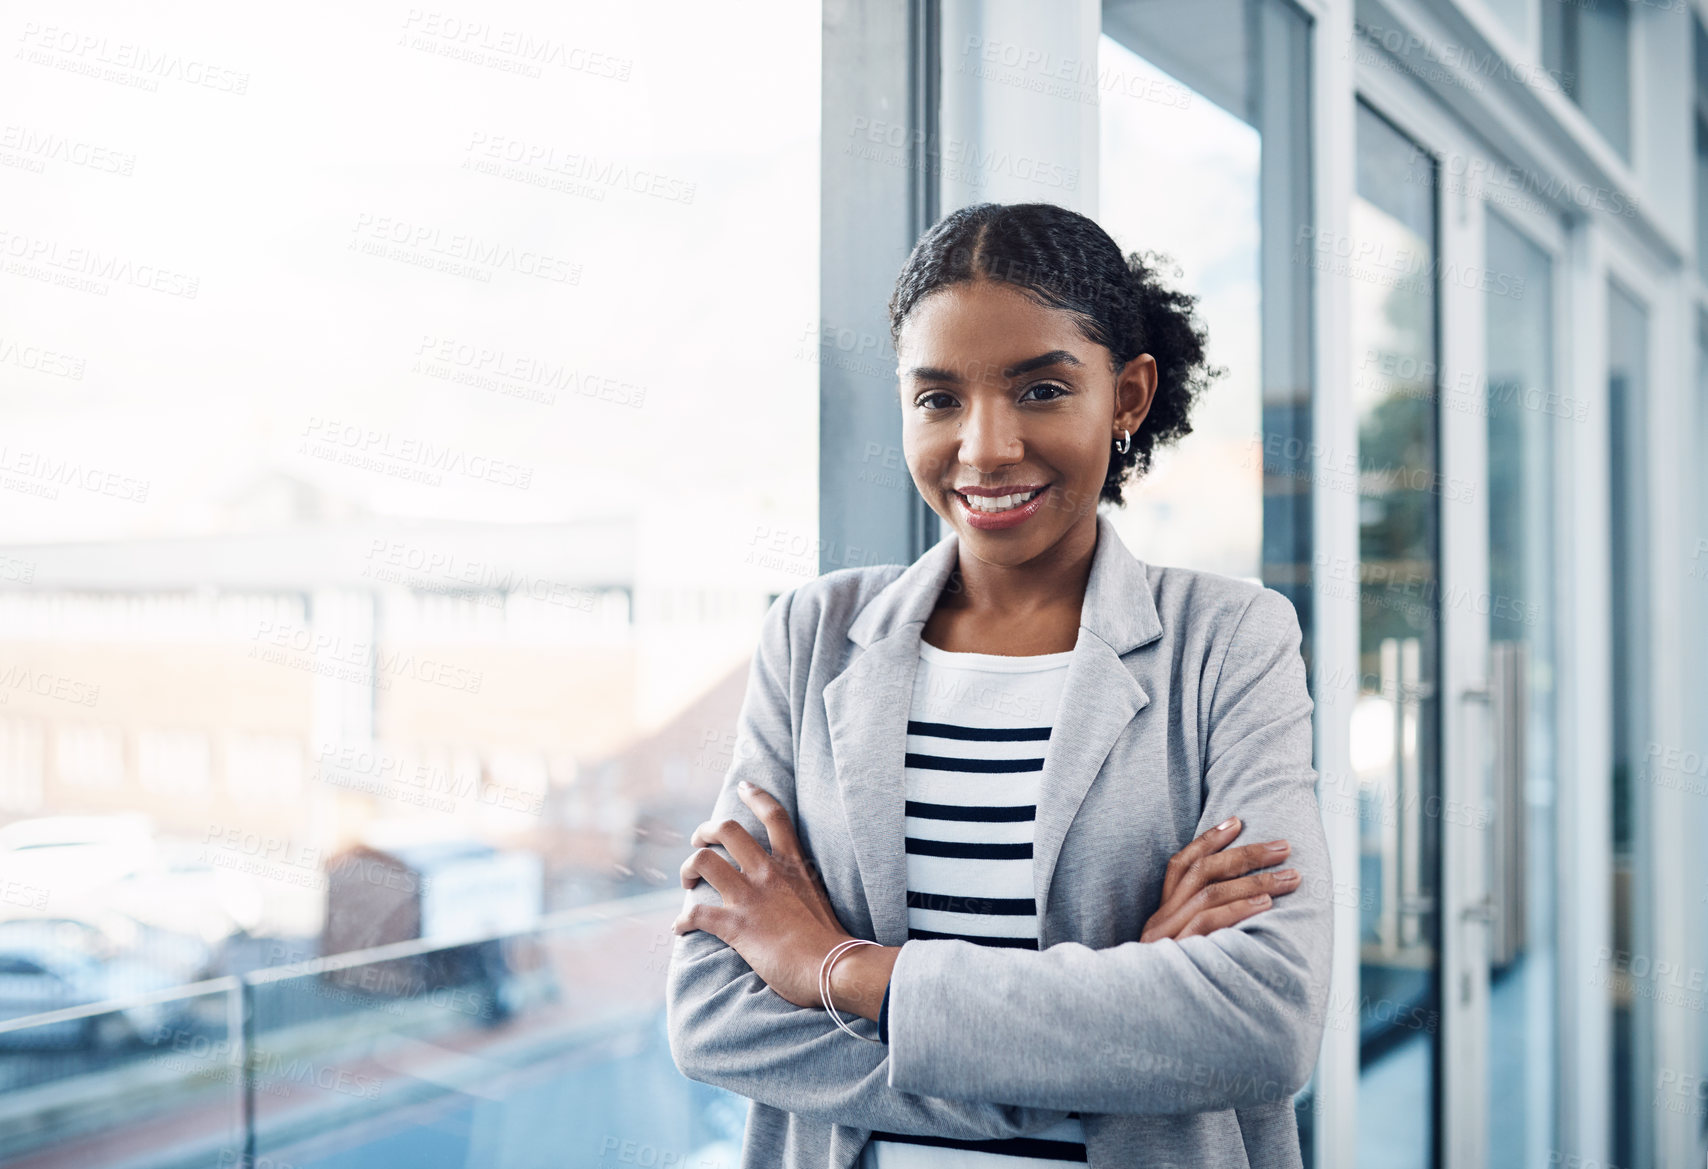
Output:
[0, 477, 767, 929]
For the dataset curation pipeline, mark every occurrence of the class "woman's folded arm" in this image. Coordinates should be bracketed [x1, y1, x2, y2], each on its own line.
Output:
[665, 588, 1073, 1138]
[883, 588, 1334, 1115]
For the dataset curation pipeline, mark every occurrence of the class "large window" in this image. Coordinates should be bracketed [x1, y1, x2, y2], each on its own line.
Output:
[1098, 0, 1314, 620]
[1097, 34, 1263, 581]
[0, 3, 817, 1163]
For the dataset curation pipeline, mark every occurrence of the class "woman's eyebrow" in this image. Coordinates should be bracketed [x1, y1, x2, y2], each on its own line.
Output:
[905, 350, 1084, 383]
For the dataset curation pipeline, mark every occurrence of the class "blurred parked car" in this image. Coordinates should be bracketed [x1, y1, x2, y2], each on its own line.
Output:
[0, 919, 200, 1049]
[0, 813, 159, 894]
[104, 839, 265, 946]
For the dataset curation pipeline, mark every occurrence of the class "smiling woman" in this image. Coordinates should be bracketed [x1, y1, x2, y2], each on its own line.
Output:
[892, 202, 1223, 504]
[889, 203, 1225, 659]
[666, 202, 1332, 1169]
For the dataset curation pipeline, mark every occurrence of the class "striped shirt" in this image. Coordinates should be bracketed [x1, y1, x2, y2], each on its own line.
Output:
[860, 638, 1088, 1167]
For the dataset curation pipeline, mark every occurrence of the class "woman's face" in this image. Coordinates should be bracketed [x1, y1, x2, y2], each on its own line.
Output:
[895, 278, 1154, 568]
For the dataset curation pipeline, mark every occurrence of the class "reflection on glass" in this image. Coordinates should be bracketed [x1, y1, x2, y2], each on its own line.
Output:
[1097, 0, 1314, 613]
[1696, 18, 1708, 284]
[1699, 321, 1708, 1119]
[0, 986, 244, 1164]
[1607, 280, 1650, 1169]
[1697, 114, 1708, 286]
[1351, 101, 1441, 1169]
[1481, 0, 1531, 43]
[0, 1, 818, 1163]
[1095, 32, 1262, 581]
[1541, 0, 1632, 159]
[1482, 210, 1559, 1169]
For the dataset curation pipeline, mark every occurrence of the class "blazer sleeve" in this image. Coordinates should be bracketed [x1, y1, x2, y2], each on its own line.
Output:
[664, 586, 1075, 1138]
[882, 586, 1334, 1115]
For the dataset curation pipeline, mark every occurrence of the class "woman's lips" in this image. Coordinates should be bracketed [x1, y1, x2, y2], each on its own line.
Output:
[954, 484, 1051, 530]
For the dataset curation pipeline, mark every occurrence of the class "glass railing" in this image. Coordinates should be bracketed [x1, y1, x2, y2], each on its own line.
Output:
[0, 888, 745, 1169]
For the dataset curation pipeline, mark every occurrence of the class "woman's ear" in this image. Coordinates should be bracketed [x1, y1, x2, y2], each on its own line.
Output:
[1115, 353, 1157, 436]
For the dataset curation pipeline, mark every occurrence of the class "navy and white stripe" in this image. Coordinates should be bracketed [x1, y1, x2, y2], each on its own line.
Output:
[862, 640, 1087, 1167]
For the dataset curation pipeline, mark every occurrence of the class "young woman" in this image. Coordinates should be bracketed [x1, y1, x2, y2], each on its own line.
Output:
[667, 202, 1333, 1169]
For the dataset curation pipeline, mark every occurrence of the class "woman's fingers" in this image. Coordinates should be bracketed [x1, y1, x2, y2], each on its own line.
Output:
[1187, 868, 1300, 914]
[1143, 816, 1299, 943]
[679, 842, 746, 894]
[688, 813, 771, 880]
[1168, 837, 1292, 903]
[737, 782, 802, 860]
[1142, 865, 1300, 942]
[681, 784, 813, 897]
[1200, 840, 1292, 885]
[672, 899, 731, 938]
[1174, 891, 1276, 941]
[1161, 816, 1243, 903]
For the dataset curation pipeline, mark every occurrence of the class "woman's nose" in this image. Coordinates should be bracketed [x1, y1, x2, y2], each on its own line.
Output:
[957, 401, 1023, 468]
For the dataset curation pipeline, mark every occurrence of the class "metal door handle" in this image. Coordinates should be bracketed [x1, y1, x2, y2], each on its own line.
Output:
[1460, 893, 1497, 925]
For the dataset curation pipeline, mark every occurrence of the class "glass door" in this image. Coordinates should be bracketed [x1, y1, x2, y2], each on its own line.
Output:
[1349, 100, 1445, 1169]
[1345, 88, 1568, 1169]
[1480, 210, 1562, 1169]
[1605, 277, 1651, 1169]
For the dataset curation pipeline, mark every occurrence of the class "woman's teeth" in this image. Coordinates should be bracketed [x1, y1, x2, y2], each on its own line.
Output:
[960, 488, 1043, 513]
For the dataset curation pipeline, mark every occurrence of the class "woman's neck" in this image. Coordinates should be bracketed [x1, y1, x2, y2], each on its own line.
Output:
[924, 521, 1097, 654]
[945, 520, 1096, 615]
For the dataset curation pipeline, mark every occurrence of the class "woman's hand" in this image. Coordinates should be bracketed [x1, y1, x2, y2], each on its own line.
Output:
[1139, 816, 1299, 942]
[674, 780, 857, 1010]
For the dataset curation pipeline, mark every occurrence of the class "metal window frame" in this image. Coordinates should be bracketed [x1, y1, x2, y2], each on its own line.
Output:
[819, 0, 943, 574]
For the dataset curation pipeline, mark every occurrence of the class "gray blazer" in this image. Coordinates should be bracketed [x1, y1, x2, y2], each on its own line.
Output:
[666, 510, 1333, 1168]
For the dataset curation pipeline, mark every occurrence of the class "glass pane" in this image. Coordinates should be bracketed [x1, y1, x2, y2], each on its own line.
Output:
[1482, 0, 1532, 44]
[1482, 210, 1559, 1169]
[1097, 0, 1314, 610]
[0, 0, 817, 1162]
[1697, 114, 1708, 286]
[247, 899, 706, 1169]
[1698, 321, 1708, 1131]
[1696, 18, 1708, 284]
[1097, 19, 1261, 582]
[1351, 101, 1442, 1169]
[1540, 0, 1631, 159]
[1607, 279, 1650, 1169]
[0, 986, 241, 1165]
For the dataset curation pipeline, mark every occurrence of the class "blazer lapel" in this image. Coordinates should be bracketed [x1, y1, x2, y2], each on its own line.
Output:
[823, 512, 1165, 949]
[1030, 630, 1147, 944]
[822, 529, 959, 947]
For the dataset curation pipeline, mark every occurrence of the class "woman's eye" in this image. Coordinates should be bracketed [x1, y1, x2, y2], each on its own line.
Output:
[915, 385, 1067, 410]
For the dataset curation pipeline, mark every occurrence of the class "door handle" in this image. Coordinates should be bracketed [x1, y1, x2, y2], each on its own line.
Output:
[1459, 647, 1528, 965]
[1460, 893, 1497, 925]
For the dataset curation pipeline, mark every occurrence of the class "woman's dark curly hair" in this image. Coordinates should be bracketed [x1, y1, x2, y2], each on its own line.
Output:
[887, 202, 1224, 508]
